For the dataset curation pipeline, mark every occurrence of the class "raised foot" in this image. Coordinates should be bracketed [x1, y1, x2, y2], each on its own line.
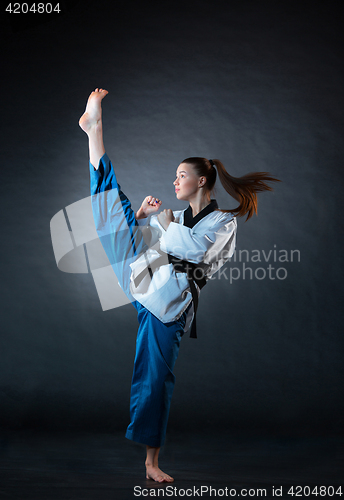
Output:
[146, 465, 174, 483]
[79, 88, 108, 133]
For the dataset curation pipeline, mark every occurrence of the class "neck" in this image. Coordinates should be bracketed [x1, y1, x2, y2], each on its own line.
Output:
[188, 192, 212, 218]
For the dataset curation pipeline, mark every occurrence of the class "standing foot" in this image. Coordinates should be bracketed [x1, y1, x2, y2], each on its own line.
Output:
[79, 88, 108, 134]
[145, 464, 174, 483]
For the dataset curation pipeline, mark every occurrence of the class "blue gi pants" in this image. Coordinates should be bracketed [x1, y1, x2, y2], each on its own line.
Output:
[90, 153, 188, 447]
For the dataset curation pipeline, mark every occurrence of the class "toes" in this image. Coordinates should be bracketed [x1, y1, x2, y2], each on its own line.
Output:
[146, 467, 173, 483]
[159, 474, 172, 482]
[163, 476, 173, 482]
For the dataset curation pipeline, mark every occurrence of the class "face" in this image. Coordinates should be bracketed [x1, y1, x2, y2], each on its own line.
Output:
[173, 163, 205, 201]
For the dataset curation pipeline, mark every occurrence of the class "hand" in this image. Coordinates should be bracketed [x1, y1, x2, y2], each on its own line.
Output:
[135, 196, 162, 219]
[157, 209, 175, 230]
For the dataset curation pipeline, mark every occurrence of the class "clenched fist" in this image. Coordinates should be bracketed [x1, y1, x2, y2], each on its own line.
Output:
[135, 196, 162, 220]
[157, 208, 175, 230]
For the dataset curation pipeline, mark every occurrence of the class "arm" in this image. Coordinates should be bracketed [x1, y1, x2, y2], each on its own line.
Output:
[159, 216, 237, 264]
[156, 209, 175, 229]
[135, 196, 162, 220]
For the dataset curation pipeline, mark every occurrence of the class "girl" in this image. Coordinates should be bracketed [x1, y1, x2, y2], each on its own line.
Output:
[79, 88, 279, 483]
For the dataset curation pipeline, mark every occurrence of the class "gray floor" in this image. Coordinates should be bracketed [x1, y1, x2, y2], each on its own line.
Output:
[0, 429, 343, 499]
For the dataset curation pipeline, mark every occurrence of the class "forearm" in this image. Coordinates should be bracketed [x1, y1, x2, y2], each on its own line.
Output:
[156, 218, 171, 231]
[135, 207, 146, 220]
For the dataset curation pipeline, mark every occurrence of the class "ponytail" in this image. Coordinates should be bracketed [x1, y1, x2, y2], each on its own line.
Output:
[182, 157, 281, 221]
[212, 159, 281, 221]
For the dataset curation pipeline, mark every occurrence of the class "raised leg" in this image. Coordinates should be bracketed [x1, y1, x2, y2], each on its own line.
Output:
[79, 88, 108, 169]
[81, 90, 173, 484]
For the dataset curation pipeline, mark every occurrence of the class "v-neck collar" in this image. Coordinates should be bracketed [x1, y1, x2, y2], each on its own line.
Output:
[183, 199, 219, 229]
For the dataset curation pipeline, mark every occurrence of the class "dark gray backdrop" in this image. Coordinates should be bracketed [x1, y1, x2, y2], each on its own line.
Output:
[1, 0, 343, 435]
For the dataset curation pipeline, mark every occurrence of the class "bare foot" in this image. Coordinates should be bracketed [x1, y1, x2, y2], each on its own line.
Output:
[146, 464, 174, 483]
[79, 88, 108, 134]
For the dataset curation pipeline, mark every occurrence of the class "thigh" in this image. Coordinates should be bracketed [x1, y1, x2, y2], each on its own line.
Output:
[92, 187, 148, 301]
[135, 303, 187, 371]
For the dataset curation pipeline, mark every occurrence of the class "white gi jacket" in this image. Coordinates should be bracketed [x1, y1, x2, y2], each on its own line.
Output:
[129, 200, 237, 333]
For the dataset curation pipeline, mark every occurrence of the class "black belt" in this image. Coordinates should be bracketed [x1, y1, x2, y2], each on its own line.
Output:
[133, 252, 207, 338]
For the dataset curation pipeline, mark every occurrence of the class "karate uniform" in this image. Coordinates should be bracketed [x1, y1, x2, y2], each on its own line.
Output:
[90, 154, 237, 447]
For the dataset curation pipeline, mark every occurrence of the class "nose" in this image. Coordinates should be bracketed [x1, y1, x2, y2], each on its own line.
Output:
[173, 179, 179, 186]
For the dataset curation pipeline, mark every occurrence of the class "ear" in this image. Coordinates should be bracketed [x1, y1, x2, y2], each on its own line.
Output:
[199, 176, 206, 188]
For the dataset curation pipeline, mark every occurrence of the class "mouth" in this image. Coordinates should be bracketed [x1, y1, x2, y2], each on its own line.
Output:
[175, 189, 180, 193]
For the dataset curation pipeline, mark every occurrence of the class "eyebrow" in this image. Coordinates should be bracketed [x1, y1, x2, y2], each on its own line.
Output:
[176, 170, 187, 175]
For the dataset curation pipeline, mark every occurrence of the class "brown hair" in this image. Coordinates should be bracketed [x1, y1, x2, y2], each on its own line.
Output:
[181, 157, 281, 221]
